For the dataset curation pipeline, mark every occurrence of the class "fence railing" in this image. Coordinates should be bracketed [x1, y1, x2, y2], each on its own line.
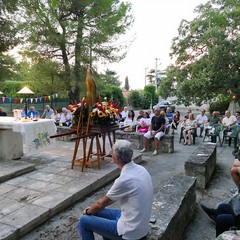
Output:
[0, 98, 69, 116]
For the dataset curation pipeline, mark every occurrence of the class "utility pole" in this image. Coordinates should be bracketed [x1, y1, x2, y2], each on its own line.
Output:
[155, 58, 160, 92]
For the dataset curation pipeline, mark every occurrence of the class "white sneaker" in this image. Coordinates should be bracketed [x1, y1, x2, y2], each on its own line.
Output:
[152, 150, 157, 156]
[140, 148, 146, 153]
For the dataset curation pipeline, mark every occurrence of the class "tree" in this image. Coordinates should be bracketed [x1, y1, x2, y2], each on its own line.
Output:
[144, 85, 158, 104]
[124, 76, 129, 90]
[15, 0, 133, 102]
[159, 0, 240, 106]
[97, 69, 121, 87]
[0, 0, 18, 83]
[128, 90, 140, 108]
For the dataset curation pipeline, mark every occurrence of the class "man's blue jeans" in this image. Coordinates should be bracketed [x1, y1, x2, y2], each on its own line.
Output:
[77, 208, 123, 240]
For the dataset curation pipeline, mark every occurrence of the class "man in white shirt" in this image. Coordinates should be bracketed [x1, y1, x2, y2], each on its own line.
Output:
[77, 140, 153, 240]
[120, 106, 128, 121]
[222, 110, 237, 137]
[222, 110, 237, 128]
[196, 109, 208, 137]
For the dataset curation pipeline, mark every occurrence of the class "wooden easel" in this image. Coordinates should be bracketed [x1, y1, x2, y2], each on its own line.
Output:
[71, 113, 120, 172]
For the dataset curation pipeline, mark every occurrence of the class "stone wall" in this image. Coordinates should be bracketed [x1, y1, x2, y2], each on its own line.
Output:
[115, 130, 174, 153]
[184, 142, 217, 189]
[148, 175, 196, 240]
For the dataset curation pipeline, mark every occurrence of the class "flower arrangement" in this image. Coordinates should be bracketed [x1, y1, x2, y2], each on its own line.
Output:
[90, 100, 119, 126]
[68, 99, 88, 125]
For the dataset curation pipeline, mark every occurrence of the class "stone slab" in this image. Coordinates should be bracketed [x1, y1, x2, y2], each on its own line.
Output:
[185, 142, 217, 189]
[148, 175, 196, 240]
[0, 161, 35, 183]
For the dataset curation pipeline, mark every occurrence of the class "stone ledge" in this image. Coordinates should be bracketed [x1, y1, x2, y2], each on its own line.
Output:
[184, 142, 217, 189]
[148, 175, 196, 240]
[115, 130, 174, 153]
[55, 126, 75, 142]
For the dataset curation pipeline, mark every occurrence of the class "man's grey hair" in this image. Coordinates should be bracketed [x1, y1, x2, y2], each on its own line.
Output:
[114, 140, 133, 164]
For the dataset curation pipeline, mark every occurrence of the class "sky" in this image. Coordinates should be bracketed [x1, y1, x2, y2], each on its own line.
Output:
[102, 0, 208, 90]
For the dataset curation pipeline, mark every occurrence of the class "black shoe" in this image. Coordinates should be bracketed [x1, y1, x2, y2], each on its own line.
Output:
[200, 204, 218, 222]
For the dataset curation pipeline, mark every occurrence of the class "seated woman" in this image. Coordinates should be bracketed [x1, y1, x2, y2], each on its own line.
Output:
[160, 111, 170, 134]
[137, 111, 151, 133]
[51, 108, 61, 126]
[171, 110, 181, 134]
[123, 110, 136, 132]
[59, 107, 72, 127]
[182, 113, 197, 145]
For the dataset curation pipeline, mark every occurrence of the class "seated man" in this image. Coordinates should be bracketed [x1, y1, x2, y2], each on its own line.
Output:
[222, 110, 237, 137]
[120, 106, 128, 122]
[27, 106, 40, 119]
[140, 107, 165, 156]
[201, 203, 239, 238]
[204, 111, 221, 136]
[0, 106, 7, 116]
[41, 105, 54, 119]
[77, 140, 153, 240]
[196, 109, 208, 137]
[230, 158, 240, 193]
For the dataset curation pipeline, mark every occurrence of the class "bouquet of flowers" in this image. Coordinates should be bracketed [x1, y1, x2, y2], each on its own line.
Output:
[90, 100, 119, 126]
[68, 99, 88, 125]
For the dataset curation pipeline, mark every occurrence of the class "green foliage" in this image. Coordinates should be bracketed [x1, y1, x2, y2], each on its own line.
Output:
[128, 90, 140, 108]
[159, 0, 240, 106]
[1, 80, 30, 97]
[209, 95, 230, 115]
[144, 84, 158, 104]
[139, 91, 151, 109]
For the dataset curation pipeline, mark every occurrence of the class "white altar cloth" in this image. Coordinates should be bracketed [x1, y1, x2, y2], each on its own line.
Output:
[0, 117, 56, 160]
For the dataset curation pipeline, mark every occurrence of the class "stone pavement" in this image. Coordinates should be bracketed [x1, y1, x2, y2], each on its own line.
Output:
[0, 133, 235, 240]
[0, 139, 142, 240]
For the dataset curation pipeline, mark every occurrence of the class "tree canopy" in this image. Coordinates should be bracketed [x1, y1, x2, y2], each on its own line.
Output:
[12, 0, 133, 101]
[159, 0, 240, 106]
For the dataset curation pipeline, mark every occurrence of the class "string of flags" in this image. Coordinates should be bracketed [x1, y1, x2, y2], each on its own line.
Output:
[0, 93, 59, 104]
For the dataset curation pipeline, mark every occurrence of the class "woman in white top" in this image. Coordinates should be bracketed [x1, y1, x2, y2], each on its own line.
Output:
[123, 110, 136, 131]
[59, 107, 72, 127]
[51, 108, 61, 125]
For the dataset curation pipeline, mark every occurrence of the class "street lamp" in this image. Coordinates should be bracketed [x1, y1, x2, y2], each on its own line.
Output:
[145, 67, 149, 87]
[0, 91, 3, 95]
[17, 86, 34, 119]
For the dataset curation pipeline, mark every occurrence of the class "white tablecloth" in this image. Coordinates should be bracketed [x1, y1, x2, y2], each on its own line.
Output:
[0, 117, 56, 157]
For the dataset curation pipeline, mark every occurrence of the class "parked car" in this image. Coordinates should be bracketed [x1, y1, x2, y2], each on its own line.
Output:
[153, 100, 175, 113]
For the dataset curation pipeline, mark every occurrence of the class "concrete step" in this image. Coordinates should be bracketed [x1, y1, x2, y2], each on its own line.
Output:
[0, 161, 35, 183]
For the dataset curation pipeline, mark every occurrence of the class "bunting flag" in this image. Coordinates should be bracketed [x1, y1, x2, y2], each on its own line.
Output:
[0, 93, 60, 103]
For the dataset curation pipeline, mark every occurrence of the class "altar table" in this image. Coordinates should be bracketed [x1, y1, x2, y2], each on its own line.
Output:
[0, 117, 56, 160]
